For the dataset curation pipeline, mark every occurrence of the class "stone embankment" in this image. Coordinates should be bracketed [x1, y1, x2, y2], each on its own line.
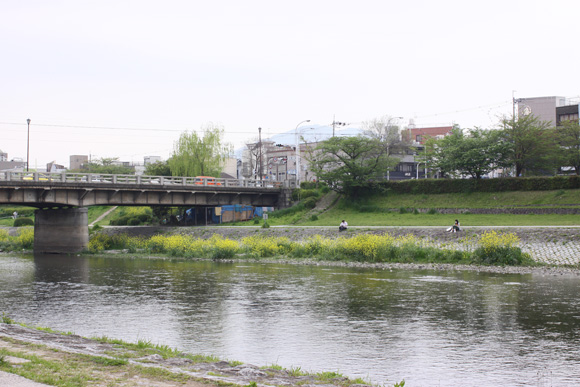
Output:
[103, 225, 580, 267]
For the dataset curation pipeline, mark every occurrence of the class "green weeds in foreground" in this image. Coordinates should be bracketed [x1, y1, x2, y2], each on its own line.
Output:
[2, 312, 15, 324]
[0, 317, 392, 386]
[0, 227, 34, 251]
[86, 231, 533, 266]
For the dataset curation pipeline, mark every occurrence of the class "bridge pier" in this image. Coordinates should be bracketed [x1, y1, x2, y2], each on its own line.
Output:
[279, 188, 293, 208]
[34, 208, 89, 253]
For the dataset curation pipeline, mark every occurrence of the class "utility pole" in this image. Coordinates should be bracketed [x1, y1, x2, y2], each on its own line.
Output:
[512, 90, 523, 121]
[331, 115, 346, 137]
[26, 118, 31, 171]
[258, 127, 262, 180]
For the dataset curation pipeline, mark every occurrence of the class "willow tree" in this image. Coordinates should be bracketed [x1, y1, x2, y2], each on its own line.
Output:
[168, 124, 232, 177]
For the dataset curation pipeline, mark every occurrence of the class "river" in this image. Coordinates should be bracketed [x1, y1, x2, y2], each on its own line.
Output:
[1, 254, 579, 386]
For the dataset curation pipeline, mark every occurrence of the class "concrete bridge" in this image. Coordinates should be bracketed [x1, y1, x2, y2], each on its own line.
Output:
[0, 171, 295, 253]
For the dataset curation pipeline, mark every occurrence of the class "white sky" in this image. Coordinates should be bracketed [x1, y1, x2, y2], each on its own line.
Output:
[1, 0, 579, 168]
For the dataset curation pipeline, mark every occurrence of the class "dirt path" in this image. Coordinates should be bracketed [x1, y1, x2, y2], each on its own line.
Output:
[89, 206, 118, 227]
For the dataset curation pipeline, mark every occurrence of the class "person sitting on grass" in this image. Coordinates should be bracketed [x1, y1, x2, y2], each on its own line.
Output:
[339, 219, 348, 232]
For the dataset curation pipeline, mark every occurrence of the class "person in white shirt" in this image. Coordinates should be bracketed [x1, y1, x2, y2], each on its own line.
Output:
[339, 220, 348, 232]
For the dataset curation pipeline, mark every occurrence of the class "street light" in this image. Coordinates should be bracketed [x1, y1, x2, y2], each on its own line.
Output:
[26, 118, 31, 172]
[294, 119, 311, 186]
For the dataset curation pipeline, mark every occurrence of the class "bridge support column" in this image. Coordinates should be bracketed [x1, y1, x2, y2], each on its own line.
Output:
[34, 208, 89, 253]
[278, 188, 293, 208]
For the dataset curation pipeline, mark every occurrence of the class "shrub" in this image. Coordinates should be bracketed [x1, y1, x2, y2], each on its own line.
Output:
[128, 218, 142, 226]
[16, 228, 34, 249]
[292, 188, 320, 201]
[138, 214, 152, 223]
[472, 231, 532, 265]
[241, 235, 287, 257]
[269, 203, 305, 218]
[399, 207, 409, 214]
[110, 216, 130, 225]
[309, 214, 318, 221]
[14, 217, 34, 227]
[209, 235, 238, 259]
[379, 175, 580, 195]
[303, 197, 318, 209]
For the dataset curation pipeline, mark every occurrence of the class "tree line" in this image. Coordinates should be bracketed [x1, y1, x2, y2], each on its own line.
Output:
[307, 114, 580, 197]
[72, 115, 580, 202]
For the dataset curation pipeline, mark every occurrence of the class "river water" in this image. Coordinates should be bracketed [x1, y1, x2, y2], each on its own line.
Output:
[1, 254, 579, 386]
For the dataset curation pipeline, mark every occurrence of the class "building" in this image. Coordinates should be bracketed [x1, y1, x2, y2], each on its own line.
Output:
[47, 161, 65, 172]
[241, 140, 318, 183]
[404, 126, 454, 144]
[556, 103, 579, 125]
[391, 126, 454, 180]
[221, 157, 239, 179]
[70, 155, 89, 170]
[0, 150, 26, 171]
[144, 156, 161, 165]
[517, 96, 569, 126]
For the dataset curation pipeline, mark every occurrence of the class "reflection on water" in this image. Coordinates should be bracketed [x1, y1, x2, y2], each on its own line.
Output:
[1, 254, 580, 386]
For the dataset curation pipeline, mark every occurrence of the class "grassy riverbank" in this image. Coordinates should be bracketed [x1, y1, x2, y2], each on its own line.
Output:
[222, 189, 580, 227]
[1, 320, 396, 387]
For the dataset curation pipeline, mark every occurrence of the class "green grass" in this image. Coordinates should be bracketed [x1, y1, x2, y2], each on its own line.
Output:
[87, 206, 115, 225]
[1, 318, 382, 387]
[258, 189, 580, 227]
[308, 211, 580, 226]
[364, 189, 580, 209]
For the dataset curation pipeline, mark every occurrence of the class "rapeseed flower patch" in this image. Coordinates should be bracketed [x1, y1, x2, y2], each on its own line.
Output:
[16, 227, 34, 249]
[473, 231, 531, 266]
[84, 230, 533, 267]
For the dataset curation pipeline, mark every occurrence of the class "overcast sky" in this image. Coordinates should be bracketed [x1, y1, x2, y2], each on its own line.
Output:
[2, 0, 579, 168]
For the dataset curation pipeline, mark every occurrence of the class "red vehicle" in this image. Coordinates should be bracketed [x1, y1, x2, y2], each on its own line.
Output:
[194, 176, 222, 186]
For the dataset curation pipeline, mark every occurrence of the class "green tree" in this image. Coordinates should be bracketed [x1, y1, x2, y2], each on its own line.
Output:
[555, 120, 580, 175]
[431, 128, 510, 179]
[362, 115, 409, 179]
[308, 135, 388, 197]
[168, 124, 232, 177]
[84, 157, 134, 174]
[501, 114, 559, 176]
[144, 161, 171, 176]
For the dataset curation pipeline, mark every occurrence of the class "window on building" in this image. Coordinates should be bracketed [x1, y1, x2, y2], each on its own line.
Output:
[560, 113, 579, 122]
[397, 164, 414, 172]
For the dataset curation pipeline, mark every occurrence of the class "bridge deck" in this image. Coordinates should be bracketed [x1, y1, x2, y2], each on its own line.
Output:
[0, 172, 294, 208]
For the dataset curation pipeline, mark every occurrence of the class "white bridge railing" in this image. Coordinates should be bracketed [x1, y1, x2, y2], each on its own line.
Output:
[0, 171, 296, 189]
